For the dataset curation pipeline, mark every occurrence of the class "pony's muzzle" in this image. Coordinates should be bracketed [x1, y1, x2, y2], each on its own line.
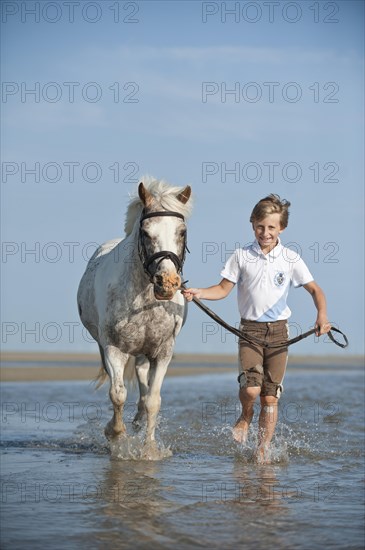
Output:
[153, 272, 181, 300]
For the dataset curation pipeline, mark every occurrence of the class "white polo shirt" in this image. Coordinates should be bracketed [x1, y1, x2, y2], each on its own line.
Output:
[220, 239, 314, 322]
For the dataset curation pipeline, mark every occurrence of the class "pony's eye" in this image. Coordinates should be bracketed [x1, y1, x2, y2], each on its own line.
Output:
[142, 230, 150, 240]
[179, 229, 186, 238]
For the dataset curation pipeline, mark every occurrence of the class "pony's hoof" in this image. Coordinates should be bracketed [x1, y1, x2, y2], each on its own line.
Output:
[104, 421, 126, 441]
[141, 440, 159, 460]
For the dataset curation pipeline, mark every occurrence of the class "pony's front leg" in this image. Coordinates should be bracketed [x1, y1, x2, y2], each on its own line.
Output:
[132, 355, 150, 430]
[103, 345, 129, 440]
[144, 353, 171, 444]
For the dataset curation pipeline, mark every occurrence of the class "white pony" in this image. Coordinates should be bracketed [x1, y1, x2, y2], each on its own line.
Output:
[77, 178, 192, 453]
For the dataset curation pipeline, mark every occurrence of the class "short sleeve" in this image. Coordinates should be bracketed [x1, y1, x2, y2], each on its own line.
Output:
[292, 257, 314, 288]
[220, 250, 241, 284]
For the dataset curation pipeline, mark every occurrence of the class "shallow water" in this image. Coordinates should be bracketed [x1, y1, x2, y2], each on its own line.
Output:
[1, 366, 364, 549]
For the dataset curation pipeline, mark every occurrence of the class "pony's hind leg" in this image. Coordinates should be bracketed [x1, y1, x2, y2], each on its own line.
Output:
[132, 355, 150, 431]
[103, 345, 129, 440]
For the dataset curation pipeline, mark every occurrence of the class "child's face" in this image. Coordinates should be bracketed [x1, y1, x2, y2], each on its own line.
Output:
[252, 213, 284, 251]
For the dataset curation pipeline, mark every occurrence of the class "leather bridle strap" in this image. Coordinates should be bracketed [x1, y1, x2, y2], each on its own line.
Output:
[140, 211, 185, 222]
[143, 250, 183, 274]
[139, 210, 187, 279]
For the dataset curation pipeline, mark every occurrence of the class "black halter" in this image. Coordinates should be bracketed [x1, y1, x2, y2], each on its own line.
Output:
[138, 210, 188, 281]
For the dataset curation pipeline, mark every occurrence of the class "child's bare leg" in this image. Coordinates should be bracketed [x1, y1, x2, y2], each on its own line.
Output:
[233, 386, 261, 443]
[256, 396, 278, 463]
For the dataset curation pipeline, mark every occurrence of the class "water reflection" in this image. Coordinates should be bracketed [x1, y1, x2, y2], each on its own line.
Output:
[93, 458, 177, 548]
[232, 460, 289, 505]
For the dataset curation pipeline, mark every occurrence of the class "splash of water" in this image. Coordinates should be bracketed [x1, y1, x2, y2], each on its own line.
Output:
[231, 428, 289, 465]
[109, 432, 172, 461]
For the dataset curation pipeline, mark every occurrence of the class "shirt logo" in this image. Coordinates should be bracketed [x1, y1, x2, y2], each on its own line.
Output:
[274, 271, 286, 287]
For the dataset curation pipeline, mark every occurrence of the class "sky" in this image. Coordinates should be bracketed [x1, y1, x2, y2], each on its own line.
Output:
[1, 0, 364, 357]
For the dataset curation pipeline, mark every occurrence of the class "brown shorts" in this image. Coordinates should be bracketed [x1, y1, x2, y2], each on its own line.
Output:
[238, 319, 289, 399]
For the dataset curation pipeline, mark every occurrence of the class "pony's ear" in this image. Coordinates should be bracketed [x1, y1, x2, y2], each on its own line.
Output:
[176, 185, 191, 204]
[138, 182, 153, 207]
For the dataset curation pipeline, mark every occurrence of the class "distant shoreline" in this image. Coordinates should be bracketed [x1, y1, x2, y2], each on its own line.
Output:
[1, 350, 364, 365]
[0, 351, 363, 382]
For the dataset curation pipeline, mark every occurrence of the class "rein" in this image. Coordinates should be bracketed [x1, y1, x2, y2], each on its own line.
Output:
[180, 284, 349, 349]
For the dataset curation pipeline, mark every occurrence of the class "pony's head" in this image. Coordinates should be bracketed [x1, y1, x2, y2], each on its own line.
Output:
[137, 179, 192, 300]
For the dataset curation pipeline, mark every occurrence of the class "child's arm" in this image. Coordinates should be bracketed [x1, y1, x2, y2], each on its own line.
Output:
[303, 281, 331, 336]
[182, 278, 235, 301]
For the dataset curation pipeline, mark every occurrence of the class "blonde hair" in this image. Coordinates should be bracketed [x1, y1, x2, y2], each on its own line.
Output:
[250, 194, 291, 228]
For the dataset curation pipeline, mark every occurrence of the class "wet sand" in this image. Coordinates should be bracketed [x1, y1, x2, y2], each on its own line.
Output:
[0, 352, 363, 382]
[0, 365, 235, 382]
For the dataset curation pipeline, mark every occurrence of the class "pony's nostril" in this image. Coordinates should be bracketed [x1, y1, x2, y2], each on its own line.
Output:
[154, 274, 164, 287]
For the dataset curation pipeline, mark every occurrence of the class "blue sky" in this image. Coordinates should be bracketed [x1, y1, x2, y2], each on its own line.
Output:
[1, 0, 364, 356]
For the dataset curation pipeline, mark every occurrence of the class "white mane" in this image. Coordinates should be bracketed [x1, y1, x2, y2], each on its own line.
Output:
[124, 176, 193, 236]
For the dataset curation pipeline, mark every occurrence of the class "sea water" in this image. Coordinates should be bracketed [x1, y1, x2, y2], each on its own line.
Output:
[1, 364, 364, 549]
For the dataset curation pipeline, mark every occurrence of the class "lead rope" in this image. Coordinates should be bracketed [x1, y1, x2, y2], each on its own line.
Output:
[180, 283, 349, 349]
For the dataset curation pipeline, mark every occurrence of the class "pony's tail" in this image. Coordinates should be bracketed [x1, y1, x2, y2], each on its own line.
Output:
[94, 366, 108, 389]
[93, 355, 136, 389]
[94, 344, 108, 389]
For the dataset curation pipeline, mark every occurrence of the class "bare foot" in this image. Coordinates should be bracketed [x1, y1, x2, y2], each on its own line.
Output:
[232, 416, 249, 444]
[255, 445, 271, 465]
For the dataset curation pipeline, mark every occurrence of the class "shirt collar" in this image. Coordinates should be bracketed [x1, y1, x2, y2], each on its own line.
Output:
[252, 237, 283, 259]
